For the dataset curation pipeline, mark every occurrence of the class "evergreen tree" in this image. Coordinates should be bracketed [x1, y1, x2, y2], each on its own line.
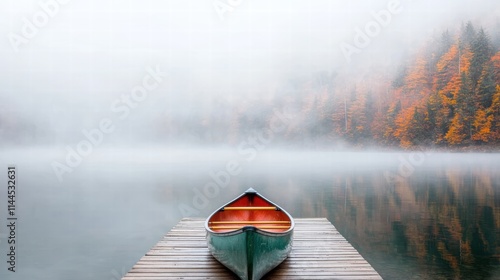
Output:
[457, 72, 476, 140]
[446, 72, 474, 144]
[384, 100, 401, 145]
[408, 107, 427, 146]
[475, 63, 496, 109]
[425, 94, 440, 143]
[432, 94, 453, 144]
[348, 92, 371, 143]
[430, 30, 454, 71]
[422, 101, 437, 144]
[459, 21, 476, 49]
[492, 51, 500, 82]
[439, 30, 453, 58]
[470, 28, 493, 88]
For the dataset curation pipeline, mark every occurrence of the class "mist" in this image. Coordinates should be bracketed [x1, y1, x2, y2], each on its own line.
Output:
[3, 2, 500, 279]
[1, 0, 499, 148]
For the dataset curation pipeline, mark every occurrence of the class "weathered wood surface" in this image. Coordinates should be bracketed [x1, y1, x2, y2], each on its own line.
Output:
[122, 218, 383, 280]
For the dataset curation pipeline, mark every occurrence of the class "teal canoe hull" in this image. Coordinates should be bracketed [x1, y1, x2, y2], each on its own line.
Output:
[207, 226, 293, 280]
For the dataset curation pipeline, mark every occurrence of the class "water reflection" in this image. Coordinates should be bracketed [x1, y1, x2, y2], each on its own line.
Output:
[267, 155, 500, 280]
[165, 151, 500, 279]
[0, 149, 498, 280]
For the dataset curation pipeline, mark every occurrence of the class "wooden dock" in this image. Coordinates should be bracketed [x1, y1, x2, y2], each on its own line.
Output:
[122, 218, 382, 280]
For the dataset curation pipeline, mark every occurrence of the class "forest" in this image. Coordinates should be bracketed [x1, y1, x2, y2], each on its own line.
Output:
[2, 22, 500, 150]
[165, 21, 500, 150]
[378, 21, 500, 148]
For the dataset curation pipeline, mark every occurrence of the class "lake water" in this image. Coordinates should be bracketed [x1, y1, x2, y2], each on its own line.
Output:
[0, 148, 499, 280]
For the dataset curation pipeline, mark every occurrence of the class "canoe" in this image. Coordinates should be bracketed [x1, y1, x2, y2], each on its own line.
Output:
[205, 188, 294, 280]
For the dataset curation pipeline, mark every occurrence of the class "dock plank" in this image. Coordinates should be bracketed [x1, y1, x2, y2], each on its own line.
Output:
[122, 218, 382, 280]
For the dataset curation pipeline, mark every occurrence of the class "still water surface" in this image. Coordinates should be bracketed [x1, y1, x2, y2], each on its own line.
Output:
[0, 148, 499, 280]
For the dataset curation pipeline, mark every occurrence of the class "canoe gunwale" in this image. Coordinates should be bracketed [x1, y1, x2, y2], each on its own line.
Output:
[204, 188, 295, 236]
[205, 188, 294, 280]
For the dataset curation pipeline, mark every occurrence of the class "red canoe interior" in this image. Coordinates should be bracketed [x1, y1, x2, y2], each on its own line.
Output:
[208, 193, 292, 233]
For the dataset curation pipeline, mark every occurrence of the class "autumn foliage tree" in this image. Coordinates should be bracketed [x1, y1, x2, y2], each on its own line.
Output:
[385, 22, 499, 147]
[165, 22, 500, 150]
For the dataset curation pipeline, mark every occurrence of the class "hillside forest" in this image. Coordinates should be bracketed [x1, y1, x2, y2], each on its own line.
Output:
[168, 21, 500, 150]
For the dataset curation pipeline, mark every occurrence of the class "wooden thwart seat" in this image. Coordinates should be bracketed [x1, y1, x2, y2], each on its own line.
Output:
[223, 206, 277, 210]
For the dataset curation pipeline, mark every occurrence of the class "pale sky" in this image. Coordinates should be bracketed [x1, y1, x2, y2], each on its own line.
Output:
[0, 0, 499, 143]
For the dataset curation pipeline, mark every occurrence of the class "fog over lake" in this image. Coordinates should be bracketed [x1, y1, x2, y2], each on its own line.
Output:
[0, 148, 499, 279]
[1, 1, 500, 279]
